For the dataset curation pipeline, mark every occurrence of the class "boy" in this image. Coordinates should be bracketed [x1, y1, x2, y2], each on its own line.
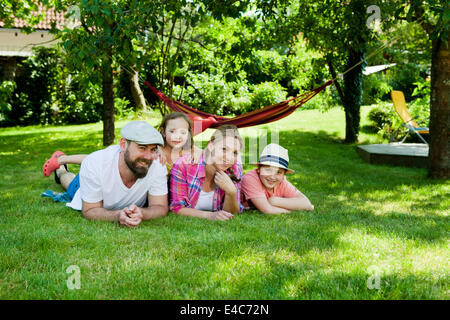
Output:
[241, 143, 314, 214]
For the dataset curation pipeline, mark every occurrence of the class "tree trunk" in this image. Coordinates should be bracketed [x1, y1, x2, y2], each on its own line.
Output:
[102, 51, 115, 146]
[342, 49, 365, 143]
[428, 37, 450, 179]
[129, 65, 147, 111]
[327, 58, 345, 105]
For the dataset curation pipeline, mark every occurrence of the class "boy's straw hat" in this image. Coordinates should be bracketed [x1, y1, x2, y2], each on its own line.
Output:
[256, 143, 294, 173]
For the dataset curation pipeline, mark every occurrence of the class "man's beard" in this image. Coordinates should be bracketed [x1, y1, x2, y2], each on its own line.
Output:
[124, 147, 152, 179]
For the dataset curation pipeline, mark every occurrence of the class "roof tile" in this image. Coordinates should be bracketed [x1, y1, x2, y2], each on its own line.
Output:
[0, 5, 66, 30]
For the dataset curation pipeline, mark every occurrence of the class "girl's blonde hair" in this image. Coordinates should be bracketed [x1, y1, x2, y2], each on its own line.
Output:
[158, 112, 194, 151]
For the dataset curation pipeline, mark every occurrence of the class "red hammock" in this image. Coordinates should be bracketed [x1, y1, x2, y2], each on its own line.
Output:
[144, 80, 334, 135]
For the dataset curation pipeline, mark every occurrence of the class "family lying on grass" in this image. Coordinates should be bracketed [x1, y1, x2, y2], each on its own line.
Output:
[41, 114, 314, 227]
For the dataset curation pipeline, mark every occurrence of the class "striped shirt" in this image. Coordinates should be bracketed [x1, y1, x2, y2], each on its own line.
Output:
[169, 153, 244, 213]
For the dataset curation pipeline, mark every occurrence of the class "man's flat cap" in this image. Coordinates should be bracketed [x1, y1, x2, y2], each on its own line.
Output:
[120, 121, 164, 146]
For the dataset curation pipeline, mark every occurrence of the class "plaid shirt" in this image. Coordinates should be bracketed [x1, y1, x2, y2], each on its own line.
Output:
[169, 153, 244, 213]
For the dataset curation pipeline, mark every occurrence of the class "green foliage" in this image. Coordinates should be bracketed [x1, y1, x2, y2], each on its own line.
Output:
[395, 0, 450, 42]
[360, 20, 431, 106]
[288, 35, 324, 93]
[3, 0, 438, 127]
[0, 81, 16, 121]
[53, 72, 103, 125]
[247, 49, 288, 82]
[251, 81, 287, 109]
[160, 17, 329, 115]
[0, 47, 109, 126]
[362, 74, 393, 105]
[302, 88, 336, 111]
[113, 96, 132, 120]
[3, 47, 60, 126]
[367, 103, 396, 134]
[385, 64, 429, 102]
[411, 78, 431, 105]
[367, 79, 430, 139]
[175, 72, 249, 116]
[0, 0, 48, 32]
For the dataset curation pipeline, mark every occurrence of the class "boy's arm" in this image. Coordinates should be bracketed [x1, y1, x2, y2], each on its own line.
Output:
[249, 197, 291, 214]
[268, 194, 314, 211]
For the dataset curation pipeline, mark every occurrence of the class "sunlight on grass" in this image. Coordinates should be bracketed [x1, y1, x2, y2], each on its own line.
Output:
[0, 106, 448, 299]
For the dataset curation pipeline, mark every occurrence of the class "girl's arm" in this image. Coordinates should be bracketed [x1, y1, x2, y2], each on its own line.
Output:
[177, 208, 234, 220]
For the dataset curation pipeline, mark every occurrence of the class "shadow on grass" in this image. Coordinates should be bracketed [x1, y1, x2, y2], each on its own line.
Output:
[0, 124, 448, 299]
[1, 126, 446, 244]
[360, 124, 379, 134]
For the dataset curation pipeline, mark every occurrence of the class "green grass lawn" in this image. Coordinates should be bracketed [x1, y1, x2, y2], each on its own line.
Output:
[0, 106, 448, 299]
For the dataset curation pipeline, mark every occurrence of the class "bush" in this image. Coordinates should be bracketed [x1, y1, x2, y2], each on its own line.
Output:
[54, 74, 103, 125]
[0, 81, 15, 122]
[176, 73, 235, 116]
[362, 73, 392, 105]
[250, 81, 287, 109]
[1, 47, 61, 126]
[230, 84, 253, 114]
[367, 103, 396, 135]
[0, 46, 132, 126]
[300, 86, 336, 111]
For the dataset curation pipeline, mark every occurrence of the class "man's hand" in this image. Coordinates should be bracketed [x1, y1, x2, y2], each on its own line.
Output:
[208, 210, 234, 221]
[119, 204, 144, 227]
[158, 149, 167, 166]
[214, 171, 237, 195]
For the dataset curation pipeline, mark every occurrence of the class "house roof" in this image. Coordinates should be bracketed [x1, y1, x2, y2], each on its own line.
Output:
[0, 6, 66, 30]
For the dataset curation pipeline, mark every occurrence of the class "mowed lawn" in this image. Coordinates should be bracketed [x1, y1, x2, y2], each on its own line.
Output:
[0, 106, 448, 299]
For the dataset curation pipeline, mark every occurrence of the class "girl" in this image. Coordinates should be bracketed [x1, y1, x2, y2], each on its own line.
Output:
[157, 112, 202, 173]
[241, 143, 314, 214]
[170, 125, 244, 221]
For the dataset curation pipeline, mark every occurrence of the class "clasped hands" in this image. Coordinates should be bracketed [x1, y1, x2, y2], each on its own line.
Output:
[119, 204, 143, 227]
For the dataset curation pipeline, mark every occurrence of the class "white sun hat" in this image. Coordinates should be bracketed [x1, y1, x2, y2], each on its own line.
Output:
[256, 143, 294, 173]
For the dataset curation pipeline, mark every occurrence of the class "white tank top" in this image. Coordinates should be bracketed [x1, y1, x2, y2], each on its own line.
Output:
[194, 190, 215, 211]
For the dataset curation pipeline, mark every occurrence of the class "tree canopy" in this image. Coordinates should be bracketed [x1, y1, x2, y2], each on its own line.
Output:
[1, 0, 448, 177]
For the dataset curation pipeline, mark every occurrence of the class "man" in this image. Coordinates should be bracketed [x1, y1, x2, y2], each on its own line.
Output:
[62, 121, 169, 227]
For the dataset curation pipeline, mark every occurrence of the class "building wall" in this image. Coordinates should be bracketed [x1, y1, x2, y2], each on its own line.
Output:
[0, 28, 59, 57]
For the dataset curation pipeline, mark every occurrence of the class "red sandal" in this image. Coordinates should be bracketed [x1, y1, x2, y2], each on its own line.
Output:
[42, 151, 65, 177]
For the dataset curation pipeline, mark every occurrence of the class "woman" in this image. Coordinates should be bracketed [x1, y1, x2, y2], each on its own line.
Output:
[170, 125, 244, 221]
